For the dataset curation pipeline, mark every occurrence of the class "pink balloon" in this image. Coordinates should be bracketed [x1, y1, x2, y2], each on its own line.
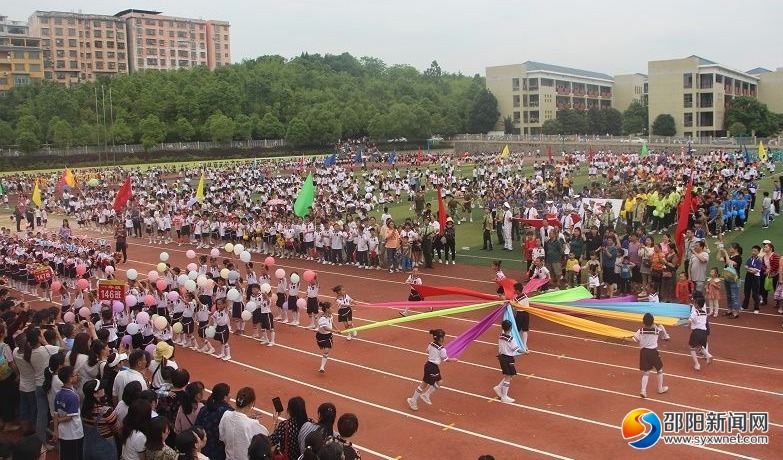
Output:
[187, 263, 198, 273]
[77, 279, 89, 291]
[136, 311, 150, 325]
[125, 295, 137, 307]
[156, 279, 168, 291]
[186, 250, 196, 259]
[210, 248, 220, 258]
[112, 301, 124, 313]
[50, 281, 62, 292]
[148, 271, 159, 282]
[275, 268, 285, 279]
[120, 335, 133, 346]
[63, 311, 75, 323]
[167, 291, 180, 302]
[145, 344, 157, 356]
[302, 270, 316, 283]
[572, 264, 582, 273]
[79, 307, 91, 319]
[264, 256, 276, 267]
[144, 295, 156, 307]
[76, 264, 87, 276]
[296, 298, 306, 309]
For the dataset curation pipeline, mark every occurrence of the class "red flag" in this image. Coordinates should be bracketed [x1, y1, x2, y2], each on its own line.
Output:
[437, 186, 447, 236]
[298, 156, 304, 173]
[588, 145, 594, 163]
[416, 147, 423, 166]
[548, 145, 553, 162]
[112, 176, 132, 212]
[674, 173, 693, 258]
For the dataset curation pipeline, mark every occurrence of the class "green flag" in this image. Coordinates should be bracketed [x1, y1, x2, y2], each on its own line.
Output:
[640, 143, 648, 157]
[293, 172, 315, 217]
[0, 181, 4, 195]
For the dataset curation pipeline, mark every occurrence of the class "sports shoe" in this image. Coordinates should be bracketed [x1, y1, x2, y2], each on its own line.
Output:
[291, 321, 299, 326]
[346, 335, 352, 341]
[500, 396, 515, 403]
[662, 335, 671, 341]
[267, 341, 274, 347]
[222, 355, 231, 361]
[406, 397, 418, 411]
[657, 386, 669, 394]
[640, 391, 647, 398]
[216, 353, 225, 359]
[693, 364, 701, 371]
[420, 394, 432, 405]
[753, 310, 759, 315]
[319, 368, 325, 373]
[493, 385, 503, 399]
[705, 356, 713, 365]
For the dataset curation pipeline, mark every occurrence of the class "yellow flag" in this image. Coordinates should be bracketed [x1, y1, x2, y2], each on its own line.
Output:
[64, 167, 76, 187]
[500, 145, 510, 158]
[195, 172, 205, 202]
[758, 141, 768, 161]
[31, 180, 42, 208]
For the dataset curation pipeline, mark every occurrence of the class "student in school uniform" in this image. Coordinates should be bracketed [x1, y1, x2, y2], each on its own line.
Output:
[54, 366, 84, 460]
[400, 268, 424, 317]
[493, 320, 523, 404]
[316, 302, 337, 373]
[305, 275, 320, 329]
[195, 292, 213, 354]
[511, 282, 531, 352]
[688, 296, 713, 371]
[632, 313, 669, 398]
[211, 298, 231, 361]
[256, 288, 275, 347]
[287, 272, 301, 326]
[180, 292, 198, 349]
[407, 329, 452, 411]
[333, 285, 358, 341]
[275, 272, 288, 323]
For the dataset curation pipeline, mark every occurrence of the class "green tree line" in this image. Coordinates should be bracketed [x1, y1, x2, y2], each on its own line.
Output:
[0, 53, 500, 153]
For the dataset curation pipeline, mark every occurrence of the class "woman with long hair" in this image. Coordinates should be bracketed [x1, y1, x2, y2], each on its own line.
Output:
[145, 416, 178, 460]
[296, 402, 336, 455]
[194, 383, 232, 460]
[12, 328, 50, 446]
[174, 381, 205, 435]
[175, 426, 208, 460]
[268, 396, 309, 460]
[119, 399, 152, 460]
[66, 332, 92, 398]
[218, 387, 268, 460]
[81, 378, 120, 460]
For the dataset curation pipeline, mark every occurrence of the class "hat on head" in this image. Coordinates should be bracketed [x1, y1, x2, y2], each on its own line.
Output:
[503, 202, 510, 208]
[154, 341, 174, 360]
[446, 217, 453, 223]
[762, 239, 772, 245]
[107, 352, 128, 368]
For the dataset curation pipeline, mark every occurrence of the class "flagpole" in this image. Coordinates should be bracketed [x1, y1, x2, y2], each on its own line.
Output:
[101, 85, 108, 169]
[94, 87, 100, 166]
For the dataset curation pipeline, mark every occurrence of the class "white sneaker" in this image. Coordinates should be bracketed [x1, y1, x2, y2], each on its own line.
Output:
[346, 335, 352, 341]
[420, 394, 432, 405]
[281, 319, 289, 324]
[640, 391, 647, 398]
[406, 397, 418, 411]
[493, 385, 503, 399]
[500, 396, 515, 403]
[753, 310, 759, 315]
[216, 353, 225, 359]
[291, 321, 299, 326]
[658, 386, 669, 394]
[693, 364, 701, 371]
[267, 341, 275, 347]
[705, 356, 713, 365]
[222, 355, 231, 361]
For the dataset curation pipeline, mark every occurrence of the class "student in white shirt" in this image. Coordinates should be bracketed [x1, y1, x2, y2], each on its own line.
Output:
[493, 320, 523, 404]
[407, 329, 452, 411]
[688, 297, 713, 371]
[632, 313, 668, 398]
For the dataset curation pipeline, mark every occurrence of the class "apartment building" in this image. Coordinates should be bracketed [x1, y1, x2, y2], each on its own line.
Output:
[613, 73, 648, 112]
[28, 11, 129, 85]
[647, 55, 759, 137]
[751, 67, 783, 115]
[115, 9, 230, 72]
[0, 16, 44, 95]
[486, 61, 614, 135]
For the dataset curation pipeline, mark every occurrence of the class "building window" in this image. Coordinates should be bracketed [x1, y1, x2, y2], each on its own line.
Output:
[512, 77, 520, 91]
[95, 51, 103, 59]
[94, 41, 103, 48]
[68, 28, 76, 37]
[513, 95, 520, 108]
[683, 73, 693, 89]
[107, 30, 114, 39]
[41, 28, 50, 36]
[107, 51, 115, 59]
[699, 93, 713, 108]
[69, 50, 77, 58]
[118, 52, 125, 59]
[94, 30, 102, 38]
[95, 61, 104, 70]
[14, 63, 25, 72]
[68, 39, 77, 47]
[683, 94, 693, 108]
[715, 74, 723, 84]
[513, 111, 520, 122]
[29, 64, 41, 72]
[55, 28, 63, 36]
[118, 62, 127, 71]
[69, 61, 78, 69]
[107, 41, 114, 48]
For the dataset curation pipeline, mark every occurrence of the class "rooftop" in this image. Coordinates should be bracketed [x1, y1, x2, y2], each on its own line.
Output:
[746, 67, 772, 75]
[523, 61, 613, 81]
[689, 55, 717, 65]
[114, 9, 162, 17]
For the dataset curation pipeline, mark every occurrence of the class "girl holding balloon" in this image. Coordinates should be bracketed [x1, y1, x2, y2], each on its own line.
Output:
[333, 285, 358, 341]
[304, 271, 319, 329]
[195, 293, 214, 354]
[257, 284, 276, 346]
[180, 291, 198, 349]
[287, 271, 301, 326]
[275, 269, 288, 323]
[210, 298, 231, 360]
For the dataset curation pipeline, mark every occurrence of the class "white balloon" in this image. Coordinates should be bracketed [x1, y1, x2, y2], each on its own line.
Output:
[197, 275, 209, 288]
[159, 252, 170, 262]
[205, 326, 216, 339]
[184, 280, 197, 292]
[290, 273, 300, 284]
[126, 269, 138, 280]
[227, 288, 240, 301]
[126, 323, 139, 335]
[205, 279, 215, 290]
[245, 301, 257, 312]
[241, 310, 252, 321]
[177, 274, 189, 286]
[240, 251, 252, 263]
[260, 283, 271, 294]
[233, 244, 244, 255]
[188, 270, 199, 280]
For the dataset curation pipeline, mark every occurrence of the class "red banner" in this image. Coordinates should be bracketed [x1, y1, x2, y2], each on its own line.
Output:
[98, 279, 126, 302]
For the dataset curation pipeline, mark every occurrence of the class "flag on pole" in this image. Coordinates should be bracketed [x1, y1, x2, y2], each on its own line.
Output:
[112, 176, 132, 212]
[63, 167, 76, 188]
[0, 181, 4, 195]
[744, 144, 751, 165]
[640, 143, 649, 158]
[588, 145, 594, 163]
[674, 172, 693, 258]
[437, 185, 447, 236]
[547, 145, 553, 162]
[759, 141, 768, 161]
[294, 172, 315, 218]
[500, 145, 509, 158]
[388, 149, 396, 165]
[324, 153, 336, 167]
[31, 180, 42, 208]
[416, 147, 423, 165]
[195, 172, 206, 202]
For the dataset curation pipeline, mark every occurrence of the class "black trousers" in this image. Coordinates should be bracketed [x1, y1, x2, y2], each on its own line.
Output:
[422, 239, 433, 268]
[59, 437, 84, 460]
[742, 275, 760, 310]
[482, 229, 493, 249]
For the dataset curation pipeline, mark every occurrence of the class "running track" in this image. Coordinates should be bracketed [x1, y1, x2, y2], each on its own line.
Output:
[21, 229, 782, 459]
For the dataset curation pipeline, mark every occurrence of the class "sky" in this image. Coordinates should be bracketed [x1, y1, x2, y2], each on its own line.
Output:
[4, 0, 781, 76]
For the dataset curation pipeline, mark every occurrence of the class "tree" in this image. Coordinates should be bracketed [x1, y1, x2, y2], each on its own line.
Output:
[74, 124, 98, 146]
[503, 116, 514, 134]
[465, 88, 499, 133]
[557, 110, 588, 135]
[0, 121, 14, 146]
[651, 114, 676, 136]
[602, 108, 623, 136]
[285, 117, 310, 146]
[302, 107, 341, 145]
[15, 115, 41, 141]
[728, 121, 747, 137]
[257, 112, 285, 139]
[586, 107, 605, 135]
[724, 97, 780, 137]
[206, 112, 235, 143]
[622, 100, 648, 135]
[48, 117, 73, 148]
[111, 119, 136, 144]
[172, 117, 195, 142]
[541, 119, 563, 135]
[138, 114, 166, 151]
[16, 130, 40, 154]
[233, 114, 254, 141]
